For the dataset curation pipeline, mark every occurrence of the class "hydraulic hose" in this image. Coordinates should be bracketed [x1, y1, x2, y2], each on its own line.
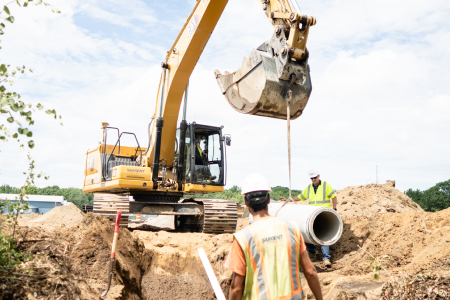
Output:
[141, 116, 155, 156]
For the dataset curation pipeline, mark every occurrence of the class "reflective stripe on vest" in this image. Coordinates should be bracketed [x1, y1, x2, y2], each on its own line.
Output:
[235, 217, 305, 300]
[308, 181, 331, 205]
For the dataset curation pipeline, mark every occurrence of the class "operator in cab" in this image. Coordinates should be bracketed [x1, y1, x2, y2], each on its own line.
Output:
[195, 136, 207, 165]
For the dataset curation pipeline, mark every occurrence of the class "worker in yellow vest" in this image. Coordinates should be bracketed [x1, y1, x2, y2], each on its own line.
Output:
[281, 169, 338, 267]
[225, 173, 323, 300]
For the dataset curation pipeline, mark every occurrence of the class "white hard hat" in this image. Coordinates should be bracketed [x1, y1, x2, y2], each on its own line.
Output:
[308, 169, 319, 178]
[241, 173, 271, 195]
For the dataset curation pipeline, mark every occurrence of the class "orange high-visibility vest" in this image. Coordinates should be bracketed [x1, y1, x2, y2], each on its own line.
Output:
[234, 216, 305, 300]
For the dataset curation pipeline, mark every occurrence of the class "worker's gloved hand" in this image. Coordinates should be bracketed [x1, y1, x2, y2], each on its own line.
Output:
[333, 208, 337, 211]
[279, 197, 287, 201]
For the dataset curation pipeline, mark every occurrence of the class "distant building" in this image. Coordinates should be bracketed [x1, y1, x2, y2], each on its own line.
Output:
[0, 194, 70, 214]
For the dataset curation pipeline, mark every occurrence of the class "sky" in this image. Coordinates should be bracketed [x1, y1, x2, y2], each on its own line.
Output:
[0, 0, 449, 193]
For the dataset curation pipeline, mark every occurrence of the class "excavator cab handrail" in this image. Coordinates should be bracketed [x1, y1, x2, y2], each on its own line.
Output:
[103, 126, 120, 154]
[103, 131, 143, 181]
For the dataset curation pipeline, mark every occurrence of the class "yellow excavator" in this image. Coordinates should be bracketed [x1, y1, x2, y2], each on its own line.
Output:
[83, 0, 316, 233]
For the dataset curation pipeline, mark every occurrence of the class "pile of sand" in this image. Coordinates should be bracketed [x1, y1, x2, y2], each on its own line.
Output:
[278, 181, 422, 218]
[17, 212, 41, 222]
[27, 203, 85, 226]
[335, 181, 423, 217]
[331, 207, 450, 277]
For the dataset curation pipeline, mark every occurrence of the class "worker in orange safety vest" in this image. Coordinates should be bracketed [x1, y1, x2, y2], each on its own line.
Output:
[224, 173, 323, 300]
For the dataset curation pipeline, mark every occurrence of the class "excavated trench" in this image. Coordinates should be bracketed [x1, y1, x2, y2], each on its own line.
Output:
[107, 221, 235, 300]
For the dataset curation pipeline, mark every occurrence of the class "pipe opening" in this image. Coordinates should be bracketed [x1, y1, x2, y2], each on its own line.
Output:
[312, 211, 341, 243]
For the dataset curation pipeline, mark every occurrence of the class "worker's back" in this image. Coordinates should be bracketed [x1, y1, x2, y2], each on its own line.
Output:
[234, 216, 305, 300]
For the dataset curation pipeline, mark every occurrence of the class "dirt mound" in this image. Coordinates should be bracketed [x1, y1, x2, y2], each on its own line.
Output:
[336, 182, 423, 217]
[330, 208, 450, 278]
[9, 213, 151, 299]
[18, 212, 41, 222]
[28, 203, 85, 225]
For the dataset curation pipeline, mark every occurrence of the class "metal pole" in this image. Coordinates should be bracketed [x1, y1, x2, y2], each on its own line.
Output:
[177, 82, 189, 191]
[158, 65, 167, 118]
[182, 81, 189, 121]
[153, 63, 168, 189]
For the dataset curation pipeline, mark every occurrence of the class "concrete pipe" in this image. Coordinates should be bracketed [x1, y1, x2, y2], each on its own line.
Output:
[249, 203, 343, 246]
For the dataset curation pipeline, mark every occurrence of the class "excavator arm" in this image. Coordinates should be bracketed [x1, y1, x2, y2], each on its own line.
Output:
[144, 0, 316, 172]
[141, 0, 229, 175]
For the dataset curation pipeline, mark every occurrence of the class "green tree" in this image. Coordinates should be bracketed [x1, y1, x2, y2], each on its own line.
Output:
[186, 185, 244, 203]
[406, 180, 450, 212]
[0, 0, 61, 148]
[0, 184, 94, 209]
[183, 185, 304, 203]
[270, 186, 302, 201]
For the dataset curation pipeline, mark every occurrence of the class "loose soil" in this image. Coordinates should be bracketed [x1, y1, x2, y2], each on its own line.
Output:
[5, 182, 450, 300]
[335, 181, 423, 217]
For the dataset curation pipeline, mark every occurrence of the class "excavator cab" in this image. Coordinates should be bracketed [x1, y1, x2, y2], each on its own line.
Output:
[175, 123, 229, 190]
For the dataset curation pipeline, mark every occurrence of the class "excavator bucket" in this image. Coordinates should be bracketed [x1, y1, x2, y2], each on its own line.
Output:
[215, 43, 312, 120]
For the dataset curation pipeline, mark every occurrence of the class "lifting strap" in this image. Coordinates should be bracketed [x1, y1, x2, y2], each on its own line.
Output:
[286, 74, 297, 205]
[276, 74, 298, 217]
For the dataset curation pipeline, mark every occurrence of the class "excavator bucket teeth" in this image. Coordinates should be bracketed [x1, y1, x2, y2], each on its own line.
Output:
[215, 48, 312, 120]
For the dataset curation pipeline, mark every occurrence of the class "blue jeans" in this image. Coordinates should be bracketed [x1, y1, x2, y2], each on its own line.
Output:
[306, 243, 331, 261]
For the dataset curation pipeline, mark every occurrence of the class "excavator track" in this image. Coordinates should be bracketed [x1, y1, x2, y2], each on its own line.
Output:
[200, 199, 238, 234]
[177, 198, 238, 234]
[93, 193, 129, 227]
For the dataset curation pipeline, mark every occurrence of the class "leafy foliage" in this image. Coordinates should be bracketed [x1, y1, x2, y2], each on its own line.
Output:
[371, 255, 390, 280]
[270, 186, 302, 201]
[405, 179, 450, 212]
[0, 0, 62, 290]
[0, 184, 94, 209]
[0, 154, 37, 269]
[0, 0, 61, 148]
